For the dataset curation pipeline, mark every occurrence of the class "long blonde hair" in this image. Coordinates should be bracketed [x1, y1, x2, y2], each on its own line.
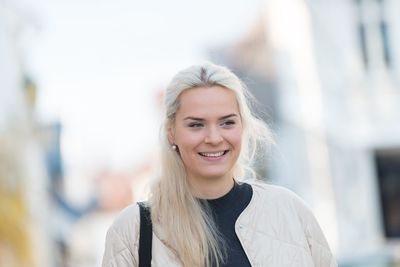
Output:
[149, 62, 273, 266]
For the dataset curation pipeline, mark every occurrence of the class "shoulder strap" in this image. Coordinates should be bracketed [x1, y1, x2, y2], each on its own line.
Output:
[138, 201, 152, 267]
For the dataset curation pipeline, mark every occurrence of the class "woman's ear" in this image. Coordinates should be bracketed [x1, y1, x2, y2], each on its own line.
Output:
[168, 127, 175, 145]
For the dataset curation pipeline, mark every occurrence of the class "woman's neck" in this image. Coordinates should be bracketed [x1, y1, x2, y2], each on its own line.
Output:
[189, 175, 235, 200]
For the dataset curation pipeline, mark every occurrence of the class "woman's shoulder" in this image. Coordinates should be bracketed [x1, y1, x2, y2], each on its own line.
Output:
[245, 180, 301, 201]
[244, 180, 315, 217]
[106, 203, 141, 250]
[245, 180, 325, 233]
[241, 183, 336, 266]
[111, 202, 141, 229]
[102, 203, 141, 266]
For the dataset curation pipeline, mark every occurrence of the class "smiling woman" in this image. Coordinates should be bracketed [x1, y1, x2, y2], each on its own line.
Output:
[102, 63, 337, 267]
[169, 86, 243, 198]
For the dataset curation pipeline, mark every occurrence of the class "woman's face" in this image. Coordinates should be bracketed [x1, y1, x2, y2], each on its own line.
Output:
[169, 86, 243, 184]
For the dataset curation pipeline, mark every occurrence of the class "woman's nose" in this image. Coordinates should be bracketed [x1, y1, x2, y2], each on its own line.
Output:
[204, 126, 223, 144]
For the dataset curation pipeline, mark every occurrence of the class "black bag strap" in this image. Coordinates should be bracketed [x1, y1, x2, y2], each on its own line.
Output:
[138, 201, 152, 267]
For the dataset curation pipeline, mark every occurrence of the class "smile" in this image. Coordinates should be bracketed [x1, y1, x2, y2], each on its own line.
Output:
[198, 150, 229, 158]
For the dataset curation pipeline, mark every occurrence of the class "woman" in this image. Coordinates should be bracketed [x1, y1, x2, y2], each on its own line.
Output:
[102, 63, 337, 267]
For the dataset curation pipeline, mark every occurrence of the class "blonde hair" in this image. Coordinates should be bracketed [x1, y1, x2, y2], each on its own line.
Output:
[149, 62, 273, 266]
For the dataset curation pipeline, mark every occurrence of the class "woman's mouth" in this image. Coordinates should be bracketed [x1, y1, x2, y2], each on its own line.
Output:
[198, 150, 229, 159]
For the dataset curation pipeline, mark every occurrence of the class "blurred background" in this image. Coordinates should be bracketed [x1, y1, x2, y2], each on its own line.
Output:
[1, 0, 400, 266]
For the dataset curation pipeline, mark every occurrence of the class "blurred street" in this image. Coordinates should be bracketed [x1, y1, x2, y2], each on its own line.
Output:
[1, 0, 400, 266]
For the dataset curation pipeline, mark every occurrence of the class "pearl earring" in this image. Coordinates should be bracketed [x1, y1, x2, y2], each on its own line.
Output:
[172, 144, 177, 151]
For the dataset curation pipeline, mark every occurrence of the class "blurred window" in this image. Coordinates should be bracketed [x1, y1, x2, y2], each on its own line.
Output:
[375, 148, 400, 238]
[377, 0, 392, 68]
[356, 0, 369, 68]
[355, 0, 392, 69]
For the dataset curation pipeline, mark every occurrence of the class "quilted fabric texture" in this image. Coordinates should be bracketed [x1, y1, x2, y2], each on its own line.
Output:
[102, 183, 337, 267]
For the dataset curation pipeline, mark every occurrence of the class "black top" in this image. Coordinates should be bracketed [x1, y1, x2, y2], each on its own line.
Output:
[201, 181, 253, 267]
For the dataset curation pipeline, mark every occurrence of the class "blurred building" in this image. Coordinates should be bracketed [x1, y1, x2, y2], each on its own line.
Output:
[211, 0, 400, 265]
[0, 1, 52, 267]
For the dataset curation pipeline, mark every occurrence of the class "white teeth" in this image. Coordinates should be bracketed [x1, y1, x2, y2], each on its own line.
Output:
[200, 151, 225, 157]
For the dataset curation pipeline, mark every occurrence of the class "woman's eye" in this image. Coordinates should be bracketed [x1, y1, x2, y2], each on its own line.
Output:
[221, 120, 235, 127]
[188, 123, 203, 128]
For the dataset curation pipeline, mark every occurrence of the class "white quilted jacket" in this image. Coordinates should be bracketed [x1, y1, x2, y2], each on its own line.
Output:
[102, 183, 338, 267]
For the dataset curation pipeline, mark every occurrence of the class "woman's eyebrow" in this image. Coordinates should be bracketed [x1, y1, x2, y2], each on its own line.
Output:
[183, 116, 204, 121]
[183, 114, 238, 121]
[219, 114, 238, 120]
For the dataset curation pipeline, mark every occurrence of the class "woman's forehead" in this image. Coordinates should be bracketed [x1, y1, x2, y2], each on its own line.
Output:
[177, 86, 239, 114]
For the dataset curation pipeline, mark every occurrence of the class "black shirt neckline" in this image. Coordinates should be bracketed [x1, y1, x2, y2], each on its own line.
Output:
[199, 181, 253, 267]
[206, 181, 237, 205]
